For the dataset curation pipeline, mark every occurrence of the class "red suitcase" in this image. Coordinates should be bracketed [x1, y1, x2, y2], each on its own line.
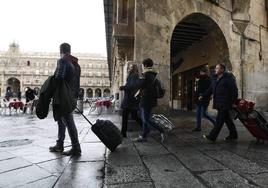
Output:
[235, 99, 268, 142]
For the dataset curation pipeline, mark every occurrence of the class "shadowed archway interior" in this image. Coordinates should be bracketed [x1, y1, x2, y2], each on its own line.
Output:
[170, 13, 231, 111]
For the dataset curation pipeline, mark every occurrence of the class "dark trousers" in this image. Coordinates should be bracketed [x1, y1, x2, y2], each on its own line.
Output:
[196, 104, 216, 129]
[208, 109, 238, 141]
[57, 112, 79, 146]
[141, 106, 164, 138]
[121, 108, 142, 136]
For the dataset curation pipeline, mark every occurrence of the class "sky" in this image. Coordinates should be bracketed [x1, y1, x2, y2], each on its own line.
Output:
[0, 0, 107, 55]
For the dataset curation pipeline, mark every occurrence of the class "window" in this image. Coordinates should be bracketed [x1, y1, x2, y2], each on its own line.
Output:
[117, 0, 128, 24]
[27, 61, 30, 66]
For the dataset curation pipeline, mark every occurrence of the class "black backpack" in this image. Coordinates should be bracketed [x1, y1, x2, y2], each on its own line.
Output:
[154, 78, 165, 98]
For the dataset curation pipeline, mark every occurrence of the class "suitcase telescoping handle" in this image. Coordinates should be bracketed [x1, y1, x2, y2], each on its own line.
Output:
[75, 107, 94, 127]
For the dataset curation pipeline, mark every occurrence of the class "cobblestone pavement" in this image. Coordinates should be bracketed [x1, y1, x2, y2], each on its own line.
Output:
[0, 109, 268, 188]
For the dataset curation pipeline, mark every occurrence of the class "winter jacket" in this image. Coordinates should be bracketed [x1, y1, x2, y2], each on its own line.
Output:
[120, 72, 140, 110]
[36, 76, 76, 121]
[202, 72, 238, 110]
[139, 68, 158, 109]
[196, 75, 212, 106]
[54, 54, 80, 99]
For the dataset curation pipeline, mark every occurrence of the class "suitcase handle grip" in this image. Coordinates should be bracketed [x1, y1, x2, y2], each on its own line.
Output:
[75, 107, 94, 127]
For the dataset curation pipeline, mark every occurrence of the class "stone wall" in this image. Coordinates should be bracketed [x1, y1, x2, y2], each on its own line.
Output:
[134, 0, 241, 110]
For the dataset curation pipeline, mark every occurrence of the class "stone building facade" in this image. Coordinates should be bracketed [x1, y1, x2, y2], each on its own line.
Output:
[0, 43, 110, 98]
[104, 0, 268, 111]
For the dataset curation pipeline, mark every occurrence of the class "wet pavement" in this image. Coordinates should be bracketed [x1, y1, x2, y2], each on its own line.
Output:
[0, 109, 268, 187]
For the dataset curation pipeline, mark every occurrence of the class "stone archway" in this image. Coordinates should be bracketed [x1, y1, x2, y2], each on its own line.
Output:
[95, 88, 102, 98]
[103, 88, 111, 97]
[86, 88, 93, 98]
[133, 0, 238, 111]
[6, 77, 20, 97]
[170, 13, 230, 111]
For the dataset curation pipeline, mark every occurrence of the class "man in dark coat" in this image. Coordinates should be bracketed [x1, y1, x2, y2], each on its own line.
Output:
[193, 67, 215, 132]
[119, 64, 142, 138]
[49, 43, 81, 156]
[133, 58, 165, 142]
[201, 63, 238, 142]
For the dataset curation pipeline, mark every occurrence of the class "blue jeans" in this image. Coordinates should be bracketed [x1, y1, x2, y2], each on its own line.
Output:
[140, 107, 164, 138]
[196, 104, 216, 129]
[57, 112, 79, 146]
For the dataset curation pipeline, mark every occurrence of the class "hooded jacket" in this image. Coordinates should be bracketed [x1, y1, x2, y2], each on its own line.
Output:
[54, 54, 81, 99]
[139, 67, 158, 108]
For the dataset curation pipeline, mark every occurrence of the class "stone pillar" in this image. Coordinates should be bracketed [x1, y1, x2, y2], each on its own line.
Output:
[92, 88, 95, 98]
[1, 72, 5, 97]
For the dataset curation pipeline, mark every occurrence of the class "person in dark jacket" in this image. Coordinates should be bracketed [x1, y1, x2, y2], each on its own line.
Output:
[5, 87, 12, 98]
[133, 58, 165, 142]
[119, 64, 142, 138]
[49, 43, 81, 156]
[193, 67, 216, 132]
[201, 63, 238, 142]
[23, 87, 36, 114]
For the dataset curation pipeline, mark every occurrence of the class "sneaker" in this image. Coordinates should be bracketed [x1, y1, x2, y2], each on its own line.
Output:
[192, 128, 201, 132]
[203, 135, 215, 143]
[224, 136, 237, 143]
[62, 145, 81, 156]
[49, 143, 64, 152]
[133, 135, 147, 142]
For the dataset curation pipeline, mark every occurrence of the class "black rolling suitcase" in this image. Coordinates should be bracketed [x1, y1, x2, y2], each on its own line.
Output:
[76, 108, 122, 152]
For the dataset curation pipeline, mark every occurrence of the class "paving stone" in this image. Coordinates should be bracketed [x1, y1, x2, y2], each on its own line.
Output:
[198, 170, 257, 188]
[82, 130, 101, 143]
[0, 152, 15, 161]
[21, 150, 63, 163]
[142, 154, 205, 187]
[206, 150, 268, 175]
[105, 182, 153, 188]
[134, 139, 169, 156]
[171, 148, 226, 172]
[19, 175, 58, 188]
[106, 144, 142, 167]
[54, 161, 104, 188]
[246, 173, 268, 187]
[0, 165, 51, 187]
[70, 142, 106, 162]
[160, 135, 189, 149]
[105, 165, 150, 185]
[245, 151, 268, 169]
[8, 145, 47, 157]
[37, 157, 70, 174]
[0, 157, 32, 173]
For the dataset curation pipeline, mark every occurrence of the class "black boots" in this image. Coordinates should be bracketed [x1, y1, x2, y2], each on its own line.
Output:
[49, 142, 81, 156]
[49, 142, 64, 152]
[62, 144, 81, 156]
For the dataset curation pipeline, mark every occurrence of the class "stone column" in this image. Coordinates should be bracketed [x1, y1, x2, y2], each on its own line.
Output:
[1, 71, 5, 97]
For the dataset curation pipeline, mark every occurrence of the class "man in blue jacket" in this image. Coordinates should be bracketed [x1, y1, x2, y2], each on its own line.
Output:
[201, 63, 238, 142]
[49, 43, 81, 156]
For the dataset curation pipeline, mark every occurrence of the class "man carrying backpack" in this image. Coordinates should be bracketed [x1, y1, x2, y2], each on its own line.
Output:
[133, 58, 165, 142]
